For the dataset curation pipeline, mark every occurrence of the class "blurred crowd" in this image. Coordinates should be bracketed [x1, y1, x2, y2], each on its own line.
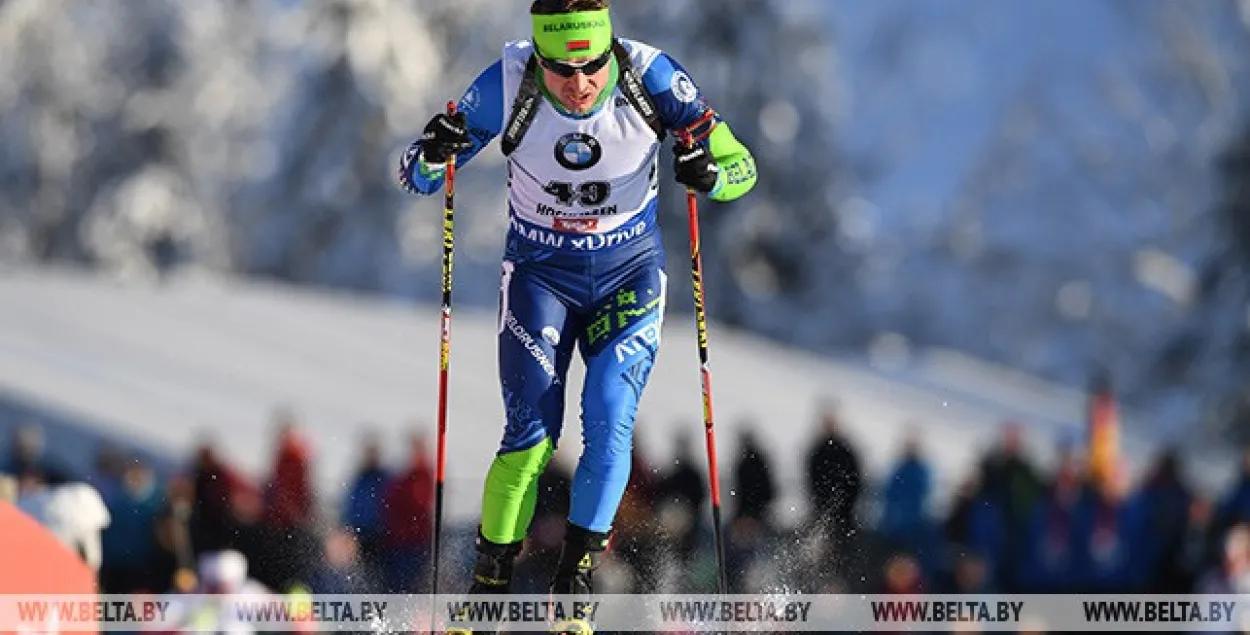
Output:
[4, 401, 1250, 611]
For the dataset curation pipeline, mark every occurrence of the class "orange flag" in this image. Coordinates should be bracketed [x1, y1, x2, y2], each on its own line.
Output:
[1087, 372, 1120, 489]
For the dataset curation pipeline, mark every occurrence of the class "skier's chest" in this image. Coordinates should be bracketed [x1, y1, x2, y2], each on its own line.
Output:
[508, 97, 658, 179]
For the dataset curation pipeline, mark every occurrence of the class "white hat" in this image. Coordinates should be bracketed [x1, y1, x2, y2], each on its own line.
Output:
[17, 482, 111, 571]
[198, 549, 249, 592]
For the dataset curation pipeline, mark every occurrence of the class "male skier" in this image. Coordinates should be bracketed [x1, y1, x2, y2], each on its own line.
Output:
[398, 0, 756, 631]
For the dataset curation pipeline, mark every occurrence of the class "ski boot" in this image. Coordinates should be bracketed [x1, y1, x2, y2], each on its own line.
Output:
[548, 524, 610, 635]
[446, 531, 523, 635]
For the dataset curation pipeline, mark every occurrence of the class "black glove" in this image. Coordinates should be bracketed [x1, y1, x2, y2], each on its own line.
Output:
[673, 142, 720, 193]
[420, 112, 472, 164]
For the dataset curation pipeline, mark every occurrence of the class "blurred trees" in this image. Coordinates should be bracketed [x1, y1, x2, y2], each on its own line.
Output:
[1207, 122, 1250, 443]
[610, 0, 864, 344]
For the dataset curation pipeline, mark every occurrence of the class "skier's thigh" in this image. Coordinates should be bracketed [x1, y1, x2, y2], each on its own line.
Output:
[579, 265, 668, 427]
[497, 260, 579, 451]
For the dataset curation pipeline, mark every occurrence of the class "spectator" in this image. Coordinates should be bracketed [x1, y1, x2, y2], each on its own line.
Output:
[877, 553, 925, 635]
[1217, 447, 1250, 531]
[806, 402, 861, 541]
[979, 422, 1044, 532]
[100, 458, 164, 593]
[196, 549, 270, 595]
[307, 528, 370, 594]
[1014, 454, 1086, 592]
[381, 433, 434, 593]
[154, 475, 199, 593]
[944, 472, 1005, 580]
[1073, 465, 1141, 592]
[948, 552, 994, 593]
[656, 430, 706, 563]
[189, 441, 253, 554]
[657, 430, 706, 513]
[17, 481, 112, 574]
[879, 430, 938, 572]
[1196, 523, 1250, 594]
[263, 415, 315, 530]
[3, 423, 74, 488]
[1173, 496, 1219, 592]
[1133, 447, 1194, 592]
[880, 552, 924, 594]
[341, 430, 389, 587]
[726, 515, 769, 592]
[165, 550, 271, 633]
[90, 444, 127, 504]
[732, 426, 776, 523]
[979, 421, 1044, 588]
[254, 415, 319, 592]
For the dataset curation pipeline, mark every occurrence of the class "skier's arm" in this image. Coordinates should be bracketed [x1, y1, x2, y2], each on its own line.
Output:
[644, 52, 757, 202]
[398, 61, 506, 196]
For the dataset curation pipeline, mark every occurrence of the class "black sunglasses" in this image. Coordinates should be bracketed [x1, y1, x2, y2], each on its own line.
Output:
[536, 49, 612, 78]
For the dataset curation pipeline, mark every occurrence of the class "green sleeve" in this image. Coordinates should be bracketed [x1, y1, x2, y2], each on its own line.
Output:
[706, 122, 758, 202]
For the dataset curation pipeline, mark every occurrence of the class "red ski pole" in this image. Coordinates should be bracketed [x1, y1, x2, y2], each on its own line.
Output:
[678, 131, 728, 596]
[431, 100, 457, 630]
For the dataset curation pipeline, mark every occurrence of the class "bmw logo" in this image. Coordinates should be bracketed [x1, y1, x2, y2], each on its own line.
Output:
[554, 132, 602, 171]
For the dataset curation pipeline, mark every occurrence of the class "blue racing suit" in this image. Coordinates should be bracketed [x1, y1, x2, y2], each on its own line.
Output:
[399, 38, 756, 542]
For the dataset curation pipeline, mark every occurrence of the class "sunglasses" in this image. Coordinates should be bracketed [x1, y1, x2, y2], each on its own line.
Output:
[536, 49, 612, 78]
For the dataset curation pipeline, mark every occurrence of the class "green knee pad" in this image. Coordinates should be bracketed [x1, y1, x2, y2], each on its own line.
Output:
[480, 437, 555, 545]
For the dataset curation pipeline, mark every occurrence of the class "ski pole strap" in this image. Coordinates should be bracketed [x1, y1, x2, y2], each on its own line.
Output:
[675, 109, 717, 145]
[500, 39, 664, 157]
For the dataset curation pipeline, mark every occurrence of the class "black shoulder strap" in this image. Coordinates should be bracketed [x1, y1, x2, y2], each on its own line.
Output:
[612, 40, 665, 143]
[500, 54, 542, 157]
[500, 39, 665, 156]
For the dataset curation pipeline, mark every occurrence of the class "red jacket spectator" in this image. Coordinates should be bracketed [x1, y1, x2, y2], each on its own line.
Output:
[382, 437, 434, 548]
[264, 428, 314, 530]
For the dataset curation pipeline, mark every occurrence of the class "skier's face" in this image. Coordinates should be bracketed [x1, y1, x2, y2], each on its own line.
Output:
[542, 53, 612, 114]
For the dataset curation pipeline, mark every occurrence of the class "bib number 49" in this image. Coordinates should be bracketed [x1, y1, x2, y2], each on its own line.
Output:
[544, 180, 611, 207]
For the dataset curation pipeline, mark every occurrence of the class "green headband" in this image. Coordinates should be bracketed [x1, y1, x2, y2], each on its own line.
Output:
[531, 9, 613, 60]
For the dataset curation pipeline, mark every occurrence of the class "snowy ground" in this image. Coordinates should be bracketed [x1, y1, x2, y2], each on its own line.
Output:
[0, 264, 1239, 528]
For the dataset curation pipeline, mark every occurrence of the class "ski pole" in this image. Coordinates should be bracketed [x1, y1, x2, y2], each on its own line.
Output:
[678, 131, 729, 596]
[431, 100, 457, 630]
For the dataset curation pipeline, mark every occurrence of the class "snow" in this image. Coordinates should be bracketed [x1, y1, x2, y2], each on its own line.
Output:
[0, 265, 1238, 529]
